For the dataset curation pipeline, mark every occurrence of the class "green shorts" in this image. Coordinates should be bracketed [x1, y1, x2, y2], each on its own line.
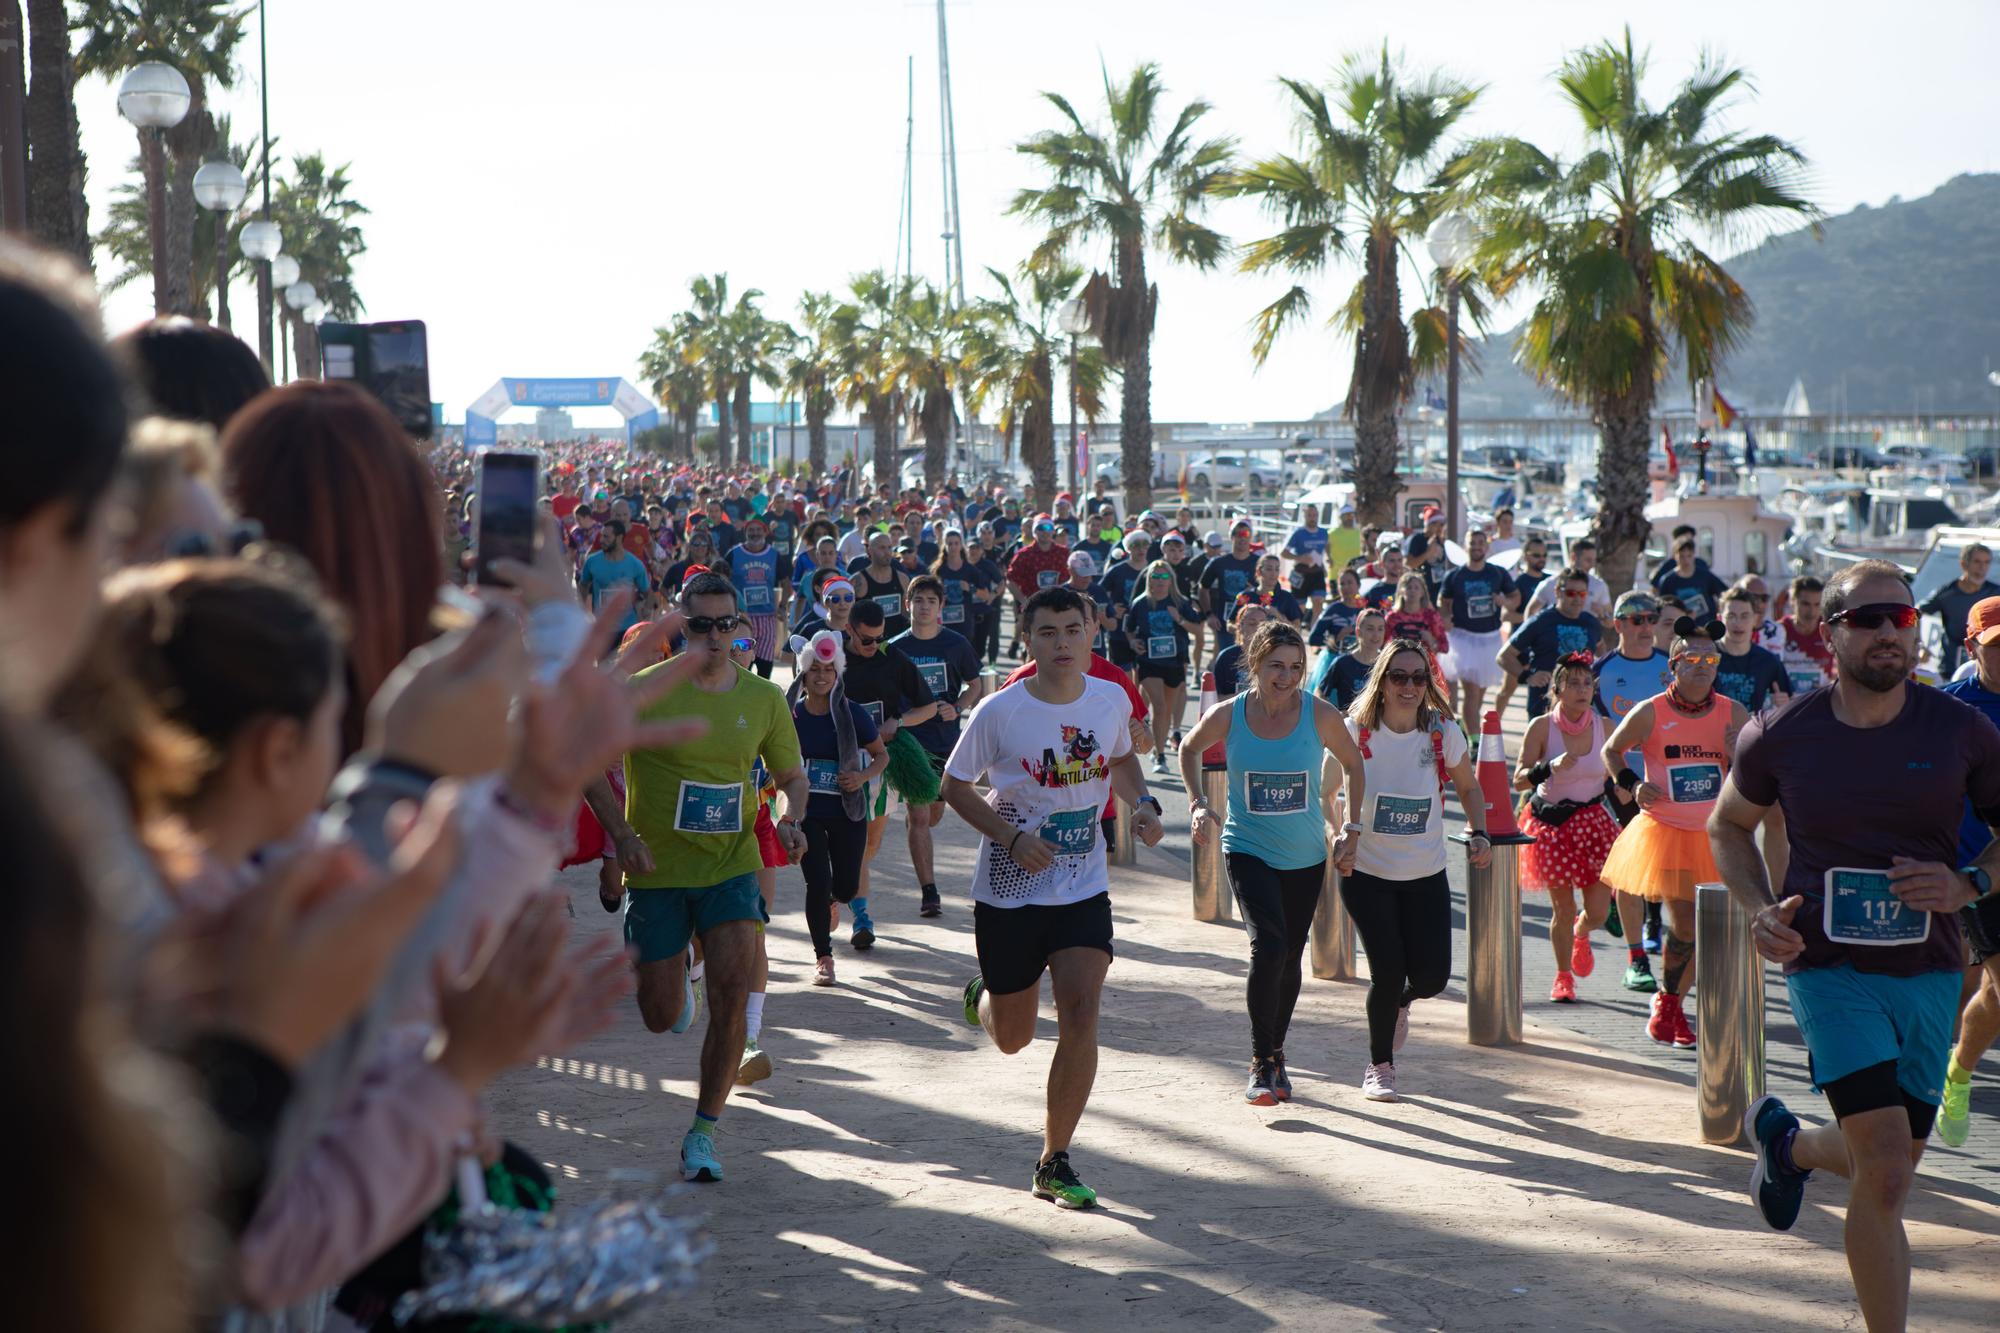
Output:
[624, 872, 769, 964]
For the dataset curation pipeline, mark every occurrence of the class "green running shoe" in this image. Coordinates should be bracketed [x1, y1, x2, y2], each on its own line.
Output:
[962, 975, 985, 1027]
[1622, 959, 1657, 993]
[1937, 1074, 1972, 1149]
[1031, 1151, 1098, 1209]
[1605, 899, 1624, 939]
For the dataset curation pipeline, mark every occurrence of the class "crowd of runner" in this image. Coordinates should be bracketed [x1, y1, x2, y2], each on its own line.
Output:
[4, 235, 1996, 1333]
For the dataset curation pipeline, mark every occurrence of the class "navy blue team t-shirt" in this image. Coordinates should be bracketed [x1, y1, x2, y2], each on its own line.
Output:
[1440, 564, 1516, 636]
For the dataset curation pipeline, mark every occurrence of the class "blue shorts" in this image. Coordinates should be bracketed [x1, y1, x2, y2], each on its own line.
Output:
[1786, 963, 1960, 1107]
[623, 872, 768, 965]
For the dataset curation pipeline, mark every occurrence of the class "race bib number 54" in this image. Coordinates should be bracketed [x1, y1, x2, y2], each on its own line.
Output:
[675, 780, 744, 834]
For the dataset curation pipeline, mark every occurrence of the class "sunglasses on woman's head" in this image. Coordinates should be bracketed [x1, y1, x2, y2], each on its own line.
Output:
[1827, 603, 1918, 631]
[1384, 669, 1429, 688]
[685, 614, 741, 634]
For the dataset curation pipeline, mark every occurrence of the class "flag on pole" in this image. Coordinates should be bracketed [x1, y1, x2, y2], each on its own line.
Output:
[1661, 423, 1678, 477]
[1711, 385, 1739, 429]
[1743, 421, 1759, 471]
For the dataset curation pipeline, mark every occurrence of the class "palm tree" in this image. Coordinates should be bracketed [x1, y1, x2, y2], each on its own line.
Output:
[782, 291, 842, 479]
[684, 273, 747, 468]
[831, 269, 913, 492]
[23, 0, 92, 268]
[1011, 61, 1234, 513]
[639, 314, 708, 462]
[1451, 30, 1816, 592]
[1216, 50, 1483, 525]
[270, 152, 368, 376]
[725, 300, 786, 470]
[74, 0, 247, 315]
[93, 112, 264, 326]
[883, 282, 967, 491]
[963, 260, 1109, 511]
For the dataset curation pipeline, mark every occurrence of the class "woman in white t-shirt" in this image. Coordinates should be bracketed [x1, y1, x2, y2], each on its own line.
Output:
[1336, 642, 1491, 1103]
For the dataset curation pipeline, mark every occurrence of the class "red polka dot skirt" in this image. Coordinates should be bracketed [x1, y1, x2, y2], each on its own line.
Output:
[1520, 799, 1621, 892]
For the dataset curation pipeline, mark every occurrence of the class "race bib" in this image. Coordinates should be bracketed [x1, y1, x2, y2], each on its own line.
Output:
[1681, 592, 1710, 619]
[742, 582, 773, 612]
[1788, 670, 1823, 696]
[806, 758, 843, 795]
[1665, 761, 1722, 805]
[1823, 867, 1930, 946]
[1245, 771, 1309, 815]
[772, 539, 791, 555]
[674, 780, 743, 834]
[915, 659, 950, 698]
[1372, 792, 1431, 836]
[1148, 634, 1176, 659]
[1038, 806, 1098, 857]
[1465, 588, 1496, 621]
[1037, 569, 1059, 589]
[859, 700, 883, 726]
[942, 604, 967, 624]
[874, 593, 903, 619]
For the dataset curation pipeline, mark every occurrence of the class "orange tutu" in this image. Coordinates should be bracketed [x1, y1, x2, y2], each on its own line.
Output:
[1597, 809, 1716, 903]
[1520, 801, 1621, 893]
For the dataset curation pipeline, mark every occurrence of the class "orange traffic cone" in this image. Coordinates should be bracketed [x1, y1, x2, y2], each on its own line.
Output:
[1199, 670, 1226, 768]
[1476, 709, 1520, 837]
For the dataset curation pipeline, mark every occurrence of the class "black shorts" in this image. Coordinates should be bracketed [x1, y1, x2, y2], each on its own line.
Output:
[1964, 893, 2000, 964]
[1107, 639, 1136, 668]
[974, 891, 1114, 996]
[1135, 660, 1186, 689]
[1822, 1059, 1939, 1141]
[1290, 564, 1327, 597]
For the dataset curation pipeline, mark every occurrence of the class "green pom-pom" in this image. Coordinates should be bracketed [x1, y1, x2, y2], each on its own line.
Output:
[882, 727, 941, 805]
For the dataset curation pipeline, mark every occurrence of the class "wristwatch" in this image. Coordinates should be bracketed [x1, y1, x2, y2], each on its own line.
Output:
[1961, 864, 1992, 903]
[1341, 822, 1363, 835]
[1136, 795, 1164, 815]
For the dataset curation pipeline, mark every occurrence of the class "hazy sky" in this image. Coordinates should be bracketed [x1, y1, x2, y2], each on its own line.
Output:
[75, 0, 2000, 429]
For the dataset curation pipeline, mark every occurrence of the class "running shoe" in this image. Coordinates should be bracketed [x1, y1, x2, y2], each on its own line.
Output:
[1744, 1095, 1810, 1231]
[1152, 752, 1168, 774]
[962, 975, 985, 1027]
[1031, 1151, 1098, 1209]
[1393, 1004, 1411, 1052]
[736, 1039, 774, 1086]
[1643, 919, 1663, 955]
[850, 899, 876, 951]
[1570, 926, 1595, 978]
[1605, 899, 1623, 939]
[1669, 997, 1697, 1049]
[1244, 1060, 1279, 1107]
[1938, 1072, 1972, 1149]
[671, 962, 704, 1035]
[920, 885, 942, 918]
[1361, 1062, 1399, 1102]
[813, 956, 836, 987]
[1170, 727, 1183, 750]
[1550, 970, 1577, 1003]
[1270, 1050, 1293, 1102]
[1622, 958, 1657, 993]
[680, 1130, 724, 1183]
[1649, 992, 1696, 1047]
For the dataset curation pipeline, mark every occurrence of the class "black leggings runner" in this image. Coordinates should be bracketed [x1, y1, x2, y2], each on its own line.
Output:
[1225, 853, 1325, 1062]
[1338, 867, 1453, 1066]
[801, 815, 867, 958]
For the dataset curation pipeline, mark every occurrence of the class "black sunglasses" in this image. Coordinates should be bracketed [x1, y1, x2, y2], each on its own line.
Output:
[855, 632, 884, 646]
[685, 614, 742, 634]
[1827, 603, 1919, 632]
[1622, 612, 1660, 625]
[1384, 669, 1430, 688]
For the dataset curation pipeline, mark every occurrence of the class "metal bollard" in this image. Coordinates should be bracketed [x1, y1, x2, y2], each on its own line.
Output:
[1310, 856, 1356, 980]
[1190, 767, 1233, 922]
[1109, 796, 1137, 866]
[1696, 882, 1765, 1146]
[1457, 831, 1534, 1046]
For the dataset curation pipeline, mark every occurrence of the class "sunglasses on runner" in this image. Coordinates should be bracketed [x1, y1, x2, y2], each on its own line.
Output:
[731, 636, 755, 653]
[1384, 669, 1430, 688]
[855, 632, 884, 646]
[1675, 651, 1722, 667]
[823, 592, 854, 605]
[1621, 613, 1660, 625]
[1827, 603, 1919, 631]
[685, 614, 742, 634]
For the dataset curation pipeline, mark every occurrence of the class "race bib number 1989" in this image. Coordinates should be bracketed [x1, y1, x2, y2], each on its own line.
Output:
[1246, 771, 1308, 815]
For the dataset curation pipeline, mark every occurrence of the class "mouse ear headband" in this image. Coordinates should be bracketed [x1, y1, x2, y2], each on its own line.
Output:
[1672, 615, 1724, 644]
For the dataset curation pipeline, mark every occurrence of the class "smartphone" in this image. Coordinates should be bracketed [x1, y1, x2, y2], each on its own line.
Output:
[473, 450, 540, 586]
[320, 319, 433, 439]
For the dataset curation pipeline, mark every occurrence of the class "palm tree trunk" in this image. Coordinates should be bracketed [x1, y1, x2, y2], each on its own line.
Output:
[920, 384, 952, 491]
[869, 392, 896, 492]
[807, 396, 829, 479]
[21, 0, 89, 270]
[1024, 348, 1057, 512]
[1117, 236, 1156, 514]
[733, 375, 752, 468]
[1349, 226, 1409, 527]
[712, 380, 733, 468]
[161, 90, 208, 316]
[676, 403, 700, 462]
[213, 215, 232, 330]
[1592, 384, 1655, 600]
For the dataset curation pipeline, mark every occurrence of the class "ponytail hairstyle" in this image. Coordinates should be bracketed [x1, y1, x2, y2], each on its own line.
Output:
[1244, 620, 1307, 676]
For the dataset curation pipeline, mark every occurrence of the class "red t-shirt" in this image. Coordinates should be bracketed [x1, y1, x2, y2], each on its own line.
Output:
[622, 520, 653, 561]
[552, 493, 580, 520]
[1006, 542, 1073, 599]
[1003, 653, 1147, 818]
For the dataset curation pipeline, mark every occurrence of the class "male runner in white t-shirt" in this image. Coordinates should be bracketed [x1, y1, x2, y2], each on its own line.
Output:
[942, 583, 1165, 1209]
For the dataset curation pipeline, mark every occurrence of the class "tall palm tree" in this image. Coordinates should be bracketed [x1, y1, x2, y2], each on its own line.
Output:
[883, 282, 967, 491]
[725, 300, 785, 470]
[1451, 30, 1816, 592]
[1011, 62, 1234, 513]
[270, 152, 367, 376]
[783, 291, 842, 480]
[639, 314, 708, 462]
[74, 0, 247, 315]
[684, 273, 746, 468]
[963, 260, 1110, 512]
[23, 0, 91, 268]
[1216, 50, 1483, 525]
[94, 113, 264, 327]
[831, 269, 913, 493]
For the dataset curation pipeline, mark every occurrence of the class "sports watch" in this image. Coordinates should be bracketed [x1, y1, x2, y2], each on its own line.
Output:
[1961, 864, 1993, 903]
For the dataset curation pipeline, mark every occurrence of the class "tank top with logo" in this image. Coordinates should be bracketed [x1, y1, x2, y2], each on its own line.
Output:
[1639, 692, 1731, 831]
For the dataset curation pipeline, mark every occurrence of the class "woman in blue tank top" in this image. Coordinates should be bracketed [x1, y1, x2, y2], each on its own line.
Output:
[1179, 621, 1368, 1106]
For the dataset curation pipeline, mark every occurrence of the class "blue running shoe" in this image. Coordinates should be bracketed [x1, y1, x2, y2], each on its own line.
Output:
[680, 1129, 724, 1183]
[850, 897, 876, 950]
[671, 960, 704, 1035]
[1745, 1094, 1810, 1231]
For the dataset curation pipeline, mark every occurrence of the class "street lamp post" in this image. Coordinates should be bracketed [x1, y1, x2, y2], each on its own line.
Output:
[1059, 297, 1087, 501]
[116, 62, 191, 317]
[192, 160, 247, 328]
[270, 254, 300, 381]
[1426, 212, 1474, 539]
[238, 218, 282, 375]
[283, 277, 315, 381]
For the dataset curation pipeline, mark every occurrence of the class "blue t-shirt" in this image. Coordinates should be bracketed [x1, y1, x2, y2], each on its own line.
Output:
[1713, 644, 1787, 713]
[890, 626, 981, 755]
[1123, 597, 1191, 664]
[1440, 564, 1516, 636]
[1317, 651, 1375, 711]
[1213, 643, 1245, 697]
[1506, 609, 1603, 675]
[1653, 567, 1727, 621]
[727, 544, 783, 617]
[1309, 599, 1362, 651]
[1100, 560, 1146, 652]
[578, 551, 649, 631]
[1594, 648, 1672, 771]
[792, 697, 880, 820]
[1944, 675, 2000, 863]
[1284, 526, 1329, 559]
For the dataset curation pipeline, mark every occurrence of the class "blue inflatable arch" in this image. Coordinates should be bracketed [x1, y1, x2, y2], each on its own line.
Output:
[465, 377, 661, 447]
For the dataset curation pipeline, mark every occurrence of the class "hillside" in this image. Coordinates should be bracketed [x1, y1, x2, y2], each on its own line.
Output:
[1439, 173, 2000, 417]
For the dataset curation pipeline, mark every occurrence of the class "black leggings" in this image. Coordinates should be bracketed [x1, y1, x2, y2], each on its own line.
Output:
[801, 815, 866, 957]
[1226, 853, 1325, 1061]
[1339, 867, 1453, 1066]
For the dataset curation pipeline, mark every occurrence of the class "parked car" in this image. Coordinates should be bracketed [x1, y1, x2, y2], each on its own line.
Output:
[1183, 451, 1291, 495]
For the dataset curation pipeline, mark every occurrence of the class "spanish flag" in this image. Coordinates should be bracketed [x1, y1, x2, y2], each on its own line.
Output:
[1711, 385, 1739, 429]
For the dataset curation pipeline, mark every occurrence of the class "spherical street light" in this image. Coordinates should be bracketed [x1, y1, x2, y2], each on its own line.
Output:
[192, 160, 247, 212]
[284, 280, 317, 310]
[270, 254, 301, 288]
[304, 300, 327, 324]
[239, 219, 282, 262]
[115, 62, 191, 130]
[1058, 297, 1089, 337]
[1426, 212, 1475, 271]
